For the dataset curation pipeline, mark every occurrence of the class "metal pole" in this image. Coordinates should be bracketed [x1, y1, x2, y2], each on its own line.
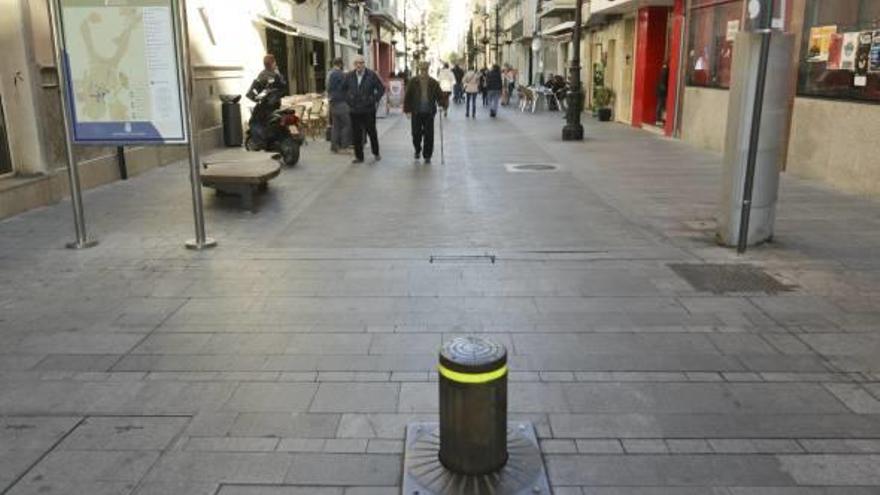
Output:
[116, 146, 128, 180]
[404, 0, 408, 79]
[359, 2, 366, 56]
[328, 0, 336, 61]
[562, 0, 584, 141]
[48, 0, 97, 249]
[177, 0, 216, 250]
[737, 0, 773, 254]
[439, 109, 445, 165]
[495, 3, 500, 65]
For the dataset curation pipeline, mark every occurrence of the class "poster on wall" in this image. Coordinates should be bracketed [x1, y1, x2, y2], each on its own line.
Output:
[808, 25, 838, 62]
[841, 32, 860, 71]
[57, 0, 187, 144]
[827, 33, 843, 70]
[854, 31, 872, 87]
[870, 30, 880, 73]
[726, 20, 740, 42]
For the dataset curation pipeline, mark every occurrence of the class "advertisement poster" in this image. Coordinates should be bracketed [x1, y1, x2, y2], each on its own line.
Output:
[827, 33, 843, 70]
[871, 30, 880, 73]
[59, 0, 187, 144]
[854, 31, 872, 86]
[808, 25, 838, 62]
[841, 32, 860, 70]
[726, 20, 740, 42]
[387, 79, 404, 108]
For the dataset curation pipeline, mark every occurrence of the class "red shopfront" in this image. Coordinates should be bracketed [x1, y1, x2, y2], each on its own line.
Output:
[611, 0, 685, 136]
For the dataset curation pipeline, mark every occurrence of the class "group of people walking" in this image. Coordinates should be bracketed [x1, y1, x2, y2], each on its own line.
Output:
[322, 55, 520, 166]
[326, 55, 386, 163]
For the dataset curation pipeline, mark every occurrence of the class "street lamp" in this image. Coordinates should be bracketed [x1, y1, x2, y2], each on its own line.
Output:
[561, 0, 584, 141]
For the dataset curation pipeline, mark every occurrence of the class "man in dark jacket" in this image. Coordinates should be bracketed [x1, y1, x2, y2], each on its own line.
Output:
[326, 57, 350, 152]
[342, 55, 385, 163]
[485, 64, 503, 118]
[403, 62, 447, 164]
[452, 63, 465, 103]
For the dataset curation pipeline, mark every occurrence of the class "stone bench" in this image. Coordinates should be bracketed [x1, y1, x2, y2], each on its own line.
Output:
[201, 157, 281, 212]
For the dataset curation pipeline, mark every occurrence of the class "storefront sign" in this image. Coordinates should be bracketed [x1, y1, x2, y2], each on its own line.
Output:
[57, 0, 187, 144]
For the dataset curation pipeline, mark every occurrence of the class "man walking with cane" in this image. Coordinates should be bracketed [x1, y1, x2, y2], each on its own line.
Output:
[404, 61, 446, 165]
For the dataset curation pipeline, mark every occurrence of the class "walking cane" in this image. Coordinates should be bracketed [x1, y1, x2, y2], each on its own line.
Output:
[439, 108, 445, 165]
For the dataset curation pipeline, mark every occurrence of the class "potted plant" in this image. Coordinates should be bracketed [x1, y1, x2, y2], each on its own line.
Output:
[593, 86, 614, 122]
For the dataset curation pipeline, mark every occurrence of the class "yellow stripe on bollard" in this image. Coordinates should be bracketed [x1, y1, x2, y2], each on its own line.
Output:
[438, 364, 508, 384]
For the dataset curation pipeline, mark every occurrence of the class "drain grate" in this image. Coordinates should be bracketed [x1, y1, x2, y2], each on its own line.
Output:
[669, 263, 794, 294]
[505, 163, 559, 173]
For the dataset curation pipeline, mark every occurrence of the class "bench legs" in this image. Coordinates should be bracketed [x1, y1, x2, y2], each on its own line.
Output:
[209, 183, 264, 213]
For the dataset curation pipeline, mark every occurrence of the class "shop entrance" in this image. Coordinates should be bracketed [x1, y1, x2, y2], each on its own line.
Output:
[0, 93, 12, 176]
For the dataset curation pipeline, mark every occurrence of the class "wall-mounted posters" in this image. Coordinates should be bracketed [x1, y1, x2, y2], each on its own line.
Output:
[827, 33, 843, 69]
[726, 20, 740, 42]
[854, 31, 872, 87]
[840, 32, 860, 70]
[808, 25, 838, 62]
[870, 30, 880, 73]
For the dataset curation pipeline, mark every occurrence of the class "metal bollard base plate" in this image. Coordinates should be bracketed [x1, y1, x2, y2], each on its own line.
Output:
[402, 421, 550, 495]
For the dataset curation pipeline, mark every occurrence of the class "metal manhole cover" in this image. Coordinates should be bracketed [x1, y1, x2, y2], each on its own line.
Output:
[403, 422, 551, 495]
[669, 263, 794, 294]
[505, 163, 559, 172]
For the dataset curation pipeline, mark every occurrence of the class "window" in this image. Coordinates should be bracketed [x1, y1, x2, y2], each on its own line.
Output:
[798, 0, 880, 103]
[0, 95, 12, 176]
[686, 0, 743, 89]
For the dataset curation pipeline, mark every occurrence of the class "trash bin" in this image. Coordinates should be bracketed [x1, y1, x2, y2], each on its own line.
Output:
[220, 95, 243, 147]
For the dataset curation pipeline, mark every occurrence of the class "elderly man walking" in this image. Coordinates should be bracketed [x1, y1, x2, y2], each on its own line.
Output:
[326, 57, 350, 152]
[342, 55, 385, 163]
[404, 62, 447, 164]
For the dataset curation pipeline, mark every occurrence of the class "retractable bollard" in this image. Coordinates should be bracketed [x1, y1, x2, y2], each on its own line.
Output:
[438, 336, 508, 475]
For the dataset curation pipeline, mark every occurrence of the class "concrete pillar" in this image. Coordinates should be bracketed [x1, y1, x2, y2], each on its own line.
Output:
[0, 0, 49, 176]
[665, 0, 685, 137]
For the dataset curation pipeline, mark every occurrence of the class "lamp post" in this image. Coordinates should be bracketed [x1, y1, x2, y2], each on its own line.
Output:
[495, 2, 501, 65]
[328, 0, 336, 61]
[561, 0, 584, 141]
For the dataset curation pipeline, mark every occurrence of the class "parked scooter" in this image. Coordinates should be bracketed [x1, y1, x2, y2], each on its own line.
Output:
[245, 87, 304, 166]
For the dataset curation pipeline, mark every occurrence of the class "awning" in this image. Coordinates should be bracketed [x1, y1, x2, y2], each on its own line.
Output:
[255, 13, 358, 48]
[541, 21, 575, 37]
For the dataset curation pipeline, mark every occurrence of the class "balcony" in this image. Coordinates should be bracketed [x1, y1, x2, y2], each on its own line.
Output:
[539, 0, 577, 17]
[367, 0, 404, 30]
[589, 0, 674, 15]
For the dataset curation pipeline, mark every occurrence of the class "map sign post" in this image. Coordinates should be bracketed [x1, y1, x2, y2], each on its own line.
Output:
[49, 0, 215, 249]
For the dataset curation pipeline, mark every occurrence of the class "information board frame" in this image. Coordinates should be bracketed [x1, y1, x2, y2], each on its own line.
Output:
[55, 0, 189, 145]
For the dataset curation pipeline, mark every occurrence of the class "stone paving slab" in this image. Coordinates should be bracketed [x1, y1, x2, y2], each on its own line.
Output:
[2, 107, 880, 492]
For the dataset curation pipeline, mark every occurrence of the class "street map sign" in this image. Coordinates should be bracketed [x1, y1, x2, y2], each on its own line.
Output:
[57, 0, 188, 144]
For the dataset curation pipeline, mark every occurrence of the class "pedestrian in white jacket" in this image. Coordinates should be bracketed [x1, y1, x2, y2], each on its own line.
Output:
[462, 69, 480, 118]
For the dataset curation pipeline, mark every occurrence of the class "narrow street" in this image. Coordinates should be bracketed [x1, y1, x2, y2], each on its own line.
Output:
[2, 104, 880, 494]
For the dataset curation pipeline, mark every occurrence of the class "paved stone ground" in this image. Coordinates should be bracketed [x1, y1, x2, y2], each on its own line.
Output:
[1, 102, 880, 495]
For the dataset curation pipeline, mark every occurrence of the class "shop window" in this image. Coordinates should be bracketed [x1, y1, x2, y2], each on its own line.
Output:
[0, 95, 12, 176]
[798, 0, 880, 103]
[686, 0, 743, 89]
